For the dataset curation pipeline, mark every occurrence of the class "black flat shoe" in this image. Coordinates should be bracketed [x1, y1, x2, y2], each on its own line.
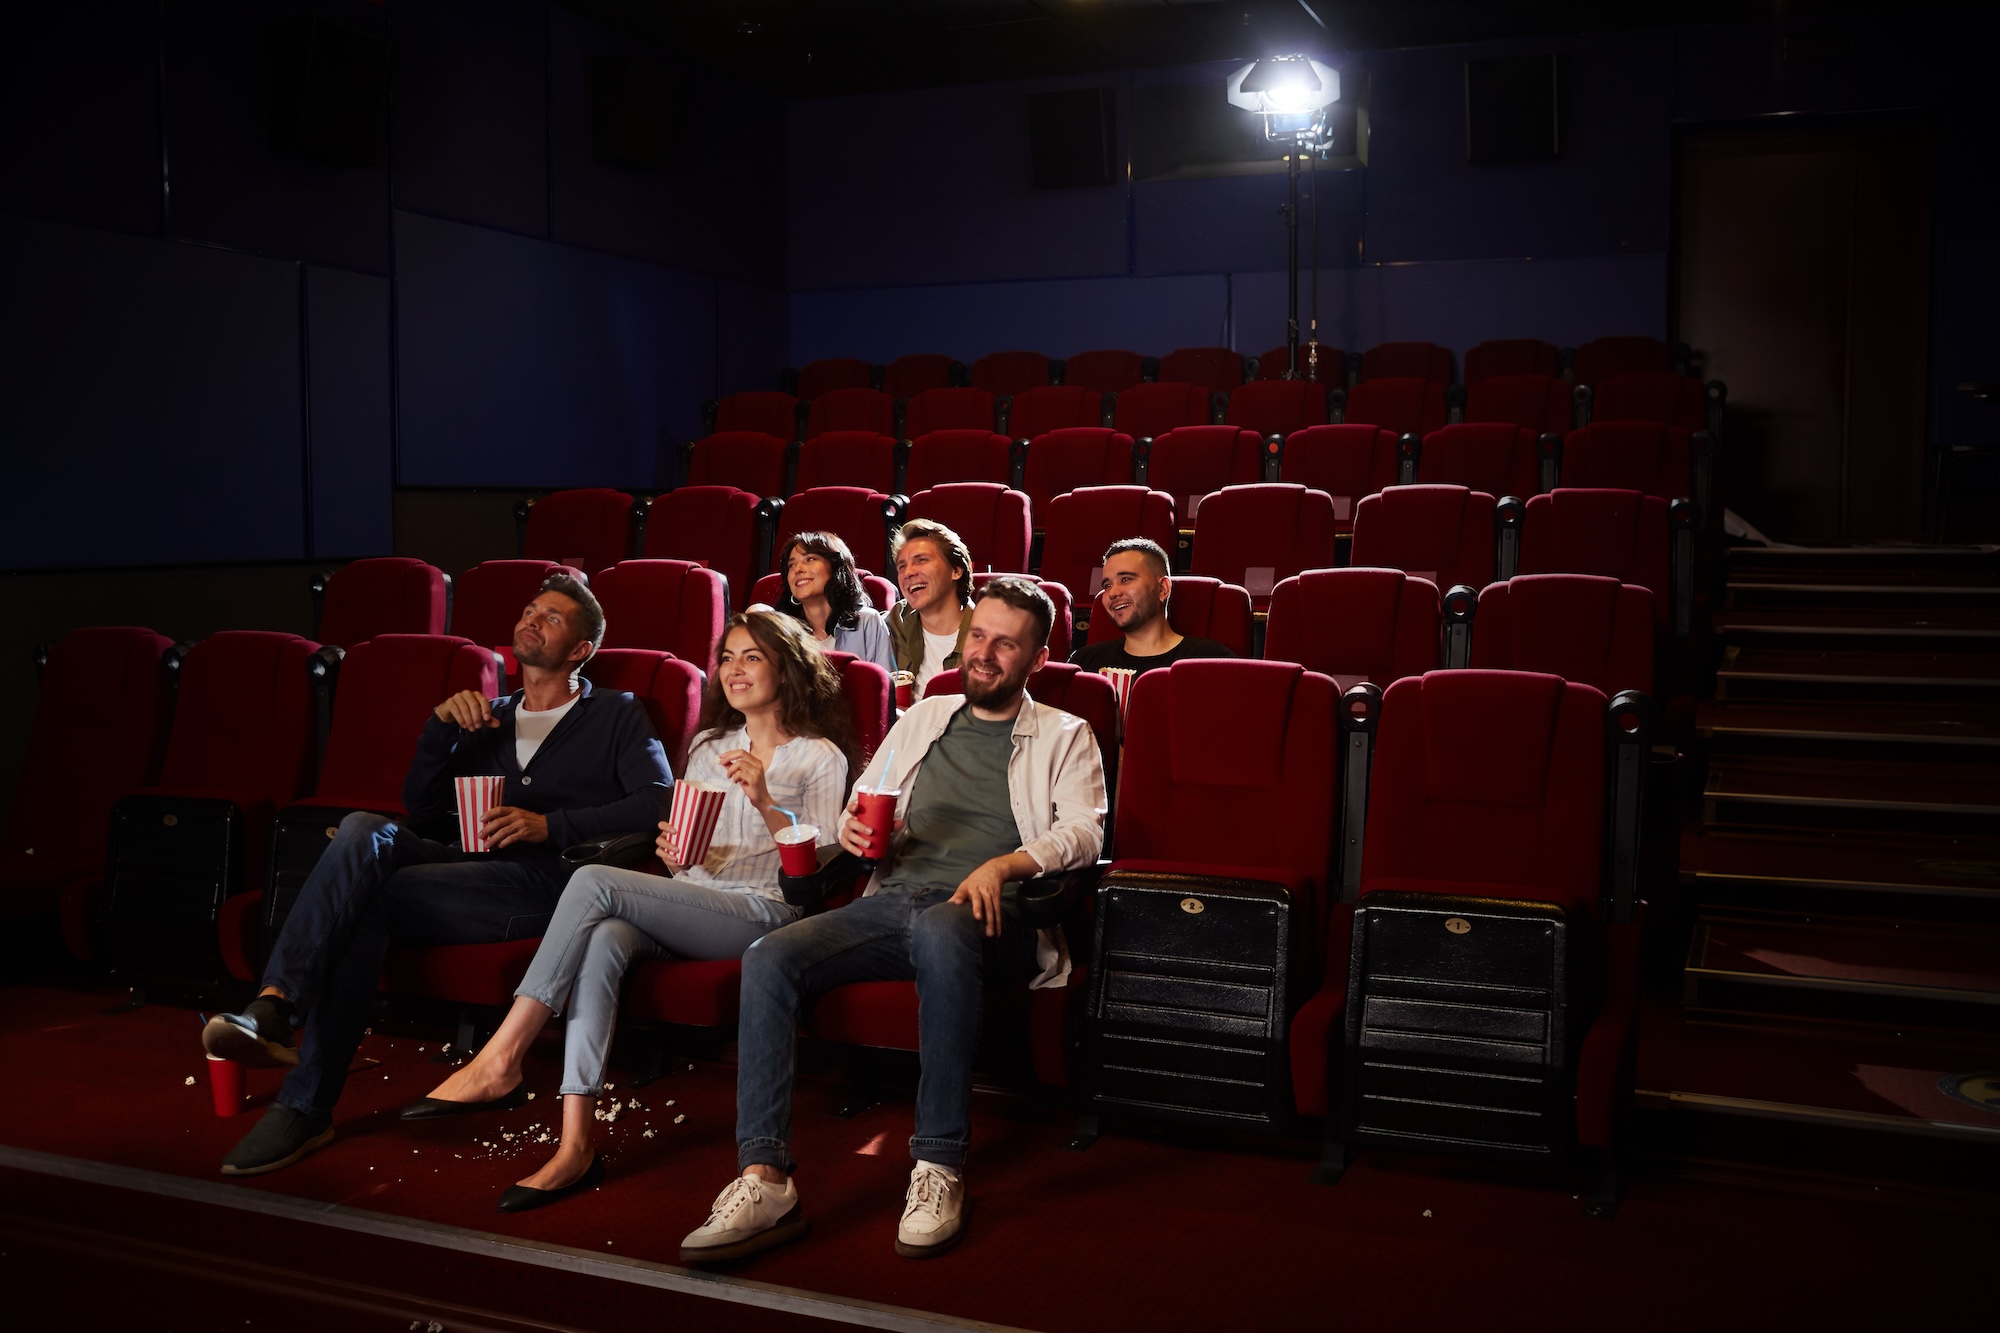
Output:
[398, 1084, 528, 1121]
[497, 1156, 603, 1213]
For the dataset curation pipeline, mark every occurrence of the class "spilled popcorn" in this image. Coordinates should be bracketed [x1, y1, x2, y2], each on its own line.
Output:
[674, 1114, 686, 1124]
[184, 1076, 196, 1086]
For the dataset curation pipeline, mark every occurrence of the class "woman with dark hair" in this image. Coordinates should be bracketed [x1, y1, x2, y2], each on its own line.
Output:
[409, 610, 855, 1210]
[776, 530, 894, 673]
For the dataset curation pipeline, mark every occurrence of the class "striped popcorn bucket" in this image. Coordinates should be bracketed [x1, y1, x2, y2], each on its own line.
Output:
[454, 775, 505, 852]
[1103, 667, 1137, 739]
[668, 780, 731, 868]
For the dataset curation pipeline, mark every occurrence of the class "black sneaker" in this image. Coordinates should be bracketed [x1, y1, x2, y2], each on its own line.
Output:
[203, 997, 298, 1068]
[220, 1103, 333, 1177]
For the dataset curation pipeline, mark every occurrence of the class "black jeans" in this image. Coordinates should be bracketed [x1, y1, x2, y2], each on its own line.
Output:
[263, 812, 566, 1120]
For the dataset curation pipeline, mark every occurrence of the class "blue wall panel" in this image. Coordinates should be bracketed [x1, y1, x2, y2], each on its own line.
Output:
[717, 280, 791, 400]
[0, 216, 302, 568]
[306, 265, 393, 557]
[394, 210, 715, 487]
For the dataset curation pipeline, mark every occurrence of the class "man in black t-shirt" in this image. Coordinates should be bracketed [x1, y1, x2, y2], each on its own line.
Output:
[1070, 537, 1233, 674]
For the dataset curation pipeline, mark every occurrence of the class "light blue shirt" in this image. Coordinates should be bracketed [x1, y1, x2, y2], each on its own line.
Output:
[825, 608, 894, 673]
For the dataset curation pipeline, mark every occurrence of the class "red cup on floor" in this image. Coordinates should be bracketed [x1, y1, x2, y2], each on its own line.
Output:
[206, 1054, 245, 1118]
[454, 774, 505, 852]
[668, 781, 730, 867]
[775, 823, 821, 876]
[852, 786, 900, 863]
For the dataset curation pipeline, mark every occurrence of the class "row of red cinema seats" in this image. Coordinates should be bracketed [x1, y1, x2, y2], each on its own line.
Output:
[0, 588, 1651, 1207]
[774, 335, 1694, 401]
[693, 367, 1722, 460]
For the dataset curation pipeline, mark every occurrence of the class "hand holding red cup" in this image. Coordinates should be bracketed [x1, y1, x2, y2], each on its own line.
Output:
[845, 785, 900, 864]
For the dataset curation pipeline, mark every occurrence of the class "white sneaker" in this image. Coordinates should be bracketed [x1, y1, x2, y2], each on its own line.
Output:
[895, 1161, 965, 1258]
[679, 1172, 809, 1264]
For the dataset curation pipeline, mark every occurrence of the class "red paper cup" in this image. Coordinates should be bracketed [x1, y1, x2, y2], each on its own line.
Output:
[853, 786, 899, 862]
[669, 781, 730, 867]
[1102, 667, 1136, 736]
[206, 1054, 245, 1118]
[892, 671, 916, 711]
[775, 823, 821, 876]
[454, 775, 505, 852]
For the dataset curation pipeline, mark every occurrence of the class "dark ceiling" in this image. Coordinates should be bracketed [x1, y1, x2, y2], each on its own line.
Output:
[554, 0, 1929, 97]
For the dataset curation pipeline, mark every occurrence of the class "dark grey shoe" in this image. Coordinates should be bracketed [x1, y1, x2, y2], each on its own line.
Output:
[203, 997, 298, 1068]
[220, 1104, 333, 1176]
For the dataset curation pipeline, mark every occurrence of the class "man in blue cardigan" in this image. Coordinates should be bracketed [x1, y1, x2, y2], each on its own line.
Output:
[202, 574, 672, 1176]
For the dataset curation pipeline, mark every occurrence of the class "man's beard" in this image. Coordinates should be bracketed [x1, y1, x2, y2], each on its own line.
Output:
[1108, 592, 1163, 632]
[962, 657, 1031, 709]
[514, 636, 567, 670]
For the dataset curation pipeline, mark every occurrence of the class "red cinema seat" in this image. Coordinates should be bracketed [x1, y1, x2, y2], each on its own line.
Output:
[1473, 576, 1656, 699]
[1590, 373, 1707, 433]
[643, 486, 769, 615]
[5, 628, 173, 937]
[907, 483, 1031, 574]
[971, 351, 1051, 395]
[806, 388, 896, 440]
[314, 557, 448, 649]
[1083, 575, 1254, 660]
[1464, 374, 1572, 436]
[1189, 483, 1338, 609]
[1112, 381, 1215, 440]
[881, 354, 962, 400]
[1061, 349, 1147, 394]
[1148, 426, 1265, 526]
[453, 560, 585, 681]
[584, 649, 705, 776]
[969, 572, 1073, 662]
[795, 431, 897, 494]
[685, 432, 789, 499]
[794, 358, 874, 401]
[235, 635, 499, 980]
[1560, 421, 1699, 505]
[519, 488, 638, 577]
[1008, 386, 1104, 441]
[1280, 425, 1403, 533]
[1359, 341, 1452, 384]
[905, 430, 1015, 492]
[1022, 428, 1137, 520]
[1040, 485, 1177, 609]
[1572, 335, 1673, 386]
[1254, 343, 1346, 383]
[1418, 423, 1545, 499]
[1263, 569, 1441, 689]
[1313, 669, 1643, 1215]
[1226, 379, 1331, 440]
[1342, 377, 1448, 436]
[1350, 485, 1498, 593]
[749, 569, 897, 618]
[776, 487, 903, 577]
[826, 650, 895, 765]
[1085, 659, 1340, 1136]
[594, 560, 729, 668]
[712, 391, 801, 441]
[1156, 346, 1245, 390]
[104, 631, 322, 984]
[1519, 489, 1674, 633]
[904, 387, 998, 438]
[1464, 339, 1559, 384]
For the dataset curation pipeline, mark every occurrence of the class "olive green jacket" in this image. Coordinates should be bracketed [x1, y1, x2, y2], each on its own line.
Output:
[886, 601, 972, 677]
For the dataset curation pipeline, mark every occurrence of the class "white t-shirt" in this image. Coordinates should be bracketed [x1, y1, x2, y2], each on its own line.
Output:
[514, 691, 580, 768]
[918, 626, 958, 692]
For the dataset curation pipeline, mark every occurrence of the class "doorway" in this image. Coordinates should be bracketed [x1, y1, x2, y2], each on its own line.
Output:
[1674, 123, 1932, 542]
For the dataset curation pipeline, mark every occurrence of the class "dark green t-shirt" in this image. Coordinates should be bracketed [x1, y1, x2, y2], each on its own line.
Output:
[877, 707, 1023, 896]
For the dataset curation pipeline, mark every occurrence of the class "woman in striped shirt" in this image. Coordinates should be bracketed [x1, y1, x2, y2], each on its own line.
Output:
[410, 610, 856, 1210]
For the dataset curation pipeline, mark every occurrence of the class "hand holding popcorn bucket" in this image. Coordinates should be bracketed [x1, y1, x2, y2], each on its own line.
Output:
[454, 775, 505, 852]
[667, 780, 730, 869]
[1102, 667, 1137, 741]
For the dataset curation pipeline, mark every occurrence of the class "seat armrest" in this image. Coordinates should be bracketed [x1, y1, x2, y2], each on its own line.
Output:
[560, 831, 661, 872]
[1018, 860, 1107, 930]
[778, 847, 867, 916]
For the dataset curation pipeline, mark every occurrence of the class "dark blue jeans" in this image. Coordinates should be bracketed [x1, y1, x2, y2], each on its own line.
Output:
[735, 887, 1034, 1173]
[263, 811, 566, 1120]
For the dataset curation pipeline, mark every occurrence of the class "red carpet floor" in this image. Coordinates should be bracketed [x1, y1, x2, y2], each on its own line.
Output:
[1, 982, 1991, 1331]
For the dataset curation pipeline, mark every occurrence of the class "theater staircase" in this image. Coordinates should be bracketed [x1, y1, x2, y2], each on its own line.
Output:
[1642, 543, 2000, 1192]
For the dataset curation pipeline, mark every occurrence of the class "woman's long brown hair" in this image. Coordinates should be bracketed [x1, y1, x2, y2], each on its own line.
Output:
[694, 610, 859, 777]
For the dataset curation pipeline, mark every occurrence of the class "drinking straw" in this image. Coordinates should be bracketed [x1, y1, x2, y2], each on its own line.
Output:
[773, 807, 798, 827]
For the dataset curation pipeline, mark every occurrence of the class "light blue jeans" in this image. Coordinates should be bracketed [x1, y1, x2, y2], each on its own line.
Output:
[514, 865, 797, 1096]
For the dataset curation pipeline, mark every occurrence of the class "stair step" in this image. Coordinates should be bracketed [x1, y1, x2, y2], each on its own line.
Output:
[1680, 829, 2000, 902]
[1714, 606, 2000, 642]
[1726, 543, 2000, 575]
[1704, 755, 2000, 835]
[1716, 646, 2000, 695]
[1697, 700, 2000, 747]
[1687, 917, 2000, 1030]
